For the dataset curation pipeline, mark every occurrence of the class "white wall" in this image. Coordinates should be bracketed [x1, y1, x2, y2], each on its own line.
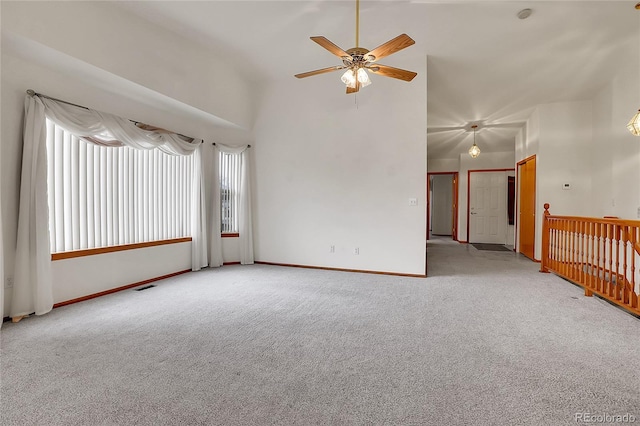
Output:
[1, 2, 254, 316]
[535, 100, 593, 259]
[253, 58, 427, 276]
[591, 59, 640, 220]
[1, 1, 254, 130]
[52, 243, 191, 303]
[427, 158, 459, 173]
[457, 151, 515, 242]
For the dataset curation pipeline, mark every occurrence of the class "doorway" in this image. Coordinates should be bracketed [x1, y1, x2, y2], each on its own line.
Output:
[467, 169, 515, 245]
[517, 155, 536, 260]
[427, 172, 458, 241]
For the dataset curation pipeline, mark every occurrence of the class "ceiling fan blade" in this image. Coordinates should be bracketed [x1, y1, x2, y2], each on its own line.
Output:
[365, 34, 415, 62]
[295, 66, 344, 79]
[310, 36, 351, 58]
[369, 64, 417, 82]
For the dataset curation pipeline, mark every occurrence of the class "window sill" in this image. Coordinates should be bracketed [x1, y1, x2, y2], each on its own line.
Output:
[51, 237, 192, 261]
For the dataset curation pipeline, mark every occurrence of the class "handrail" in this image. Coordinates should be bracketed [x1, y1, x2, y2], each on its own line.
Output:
[540, 203, 640, 316]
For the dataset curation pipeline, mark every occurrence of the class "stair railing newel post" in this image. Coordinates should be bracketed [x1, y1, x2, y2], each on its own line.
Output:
[540, 203, 551, 273]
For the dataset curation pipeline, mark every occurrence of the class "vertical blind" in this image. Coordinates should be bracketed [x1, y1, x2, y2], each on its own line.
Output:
[219, 151, 241, 233]
[46, 119, 193, 253]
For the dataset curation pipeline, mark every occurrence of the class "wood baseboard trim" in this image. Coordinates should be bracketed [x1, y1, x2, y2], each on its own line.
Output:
[223, 262, 241, 265]
[458, 240, 468, 244]
[255, 261, 426, 278]
[52, 269, 191, 309]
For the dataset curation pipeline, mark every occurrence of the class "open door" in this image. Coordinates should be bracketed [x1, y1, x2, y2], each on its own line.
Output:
[517, 156, 536, 260]
[427, 172, 458, 241]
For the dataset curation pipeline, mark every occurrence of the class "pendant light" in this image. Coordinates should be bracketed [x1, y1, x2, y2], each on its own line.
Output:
[468, 125, 481, 158]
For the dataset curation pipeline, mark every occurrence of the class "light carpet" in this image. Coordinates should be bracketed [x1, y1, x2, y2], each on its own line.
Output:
[1, 239, 639, 425]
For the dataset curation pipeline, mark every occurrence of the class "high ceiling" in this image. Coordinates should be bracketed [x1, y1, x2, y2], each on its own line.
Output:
[116, 1, 639, 159]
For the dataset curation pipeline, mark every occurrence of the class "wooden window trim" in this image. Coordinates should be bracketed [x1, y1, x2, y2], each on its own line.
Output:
[51, 237, 192, 261]
[221, 233, 239, 238]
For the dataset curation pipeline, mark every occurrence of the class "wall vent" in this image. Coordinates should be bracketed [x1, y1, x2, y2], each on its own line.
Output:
[135, 285, 156, 291]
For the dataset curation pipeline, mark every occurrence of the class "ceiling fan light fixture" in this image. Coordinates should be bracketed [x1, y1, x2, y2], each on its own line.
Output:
[341, 69, 357, 88]
[356, 68, 371, 87]
[627, 109, 640, 136]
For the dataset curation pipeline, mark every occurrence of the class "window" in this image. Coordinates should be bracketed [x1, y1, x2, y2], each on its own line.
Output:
[219, 151, 241, 234]
[45, 119, 193, 253]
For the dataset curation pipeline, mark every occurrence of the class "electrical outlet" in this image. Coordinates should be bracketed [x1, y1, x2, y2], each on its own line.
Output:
[354, 247, 359, 255]
[637, 207, 640, 219]
[5, 277, 13, 288]
[409, 198, 418, 206]
[330, 245, 335, 253]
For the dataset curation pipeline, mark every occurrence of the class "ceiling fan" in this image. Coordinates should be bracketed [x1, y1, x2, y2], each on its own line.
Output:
[295, 0, 417, 94]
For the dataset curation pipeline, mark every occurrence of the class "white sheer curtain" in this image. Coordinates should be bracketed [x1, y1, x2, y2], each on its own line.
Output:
[209, 144, 224, 268]
[11, 95, 53, 318]
[239, 148, 254, 265]
[40, 97, 198, 155]
[11, 93, 204, 319]
[191, 145, 208, 271]
[212, 144, 254, 265]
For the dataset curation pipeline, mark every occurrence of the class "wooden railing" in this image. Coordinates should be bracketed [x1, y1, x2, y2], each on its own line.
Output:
[540, 203, 640, 316]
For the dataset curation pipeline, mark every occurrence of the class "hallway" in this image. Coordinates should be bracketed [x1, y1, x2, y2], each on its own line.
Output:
[425, 237, 640, 423]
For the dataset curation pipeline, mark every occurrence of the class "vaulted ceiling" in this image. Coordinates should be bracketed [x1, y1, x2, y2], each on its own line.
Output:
[117, 1, 639, 159]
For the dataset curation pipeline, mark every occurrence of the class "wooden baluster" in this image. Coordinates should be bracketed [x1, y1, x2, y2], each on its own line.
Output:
[622, 225, 629, 306]
[631, 226, 638, 310]
[546, 220, 556, 271]
[586, 221, 591, 289]
[589, 221, 596, 292]
[540, 203, 550, 273]
[608, 223, 614, 298]
[611, 224, 624, 300]
[580, 220, 586, 286]
[564, 220, 569, 278]
[577, 220, 582, 282]
[596, 222, 603, 294]
[570, 220, 575, 280]
[547, 220, 558, 271]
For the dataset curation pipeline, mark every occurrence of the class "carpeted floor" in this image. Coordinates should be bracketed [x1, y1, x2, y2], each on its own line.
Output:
[1, 239, 639, 425]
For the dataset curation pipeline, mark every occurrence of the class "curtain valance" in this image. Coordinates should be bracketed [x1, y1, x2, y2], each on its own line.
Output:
[38, 96, 201, 155]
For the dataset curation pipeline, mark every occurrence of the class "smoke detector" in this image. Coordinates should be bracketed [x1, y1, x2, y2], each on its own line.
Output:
[517, 9, 532, 19]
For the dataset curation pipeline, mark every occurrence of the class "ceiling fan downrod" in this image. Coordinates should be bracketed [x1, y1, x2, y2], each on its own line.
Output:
[355, 0, 360, 48]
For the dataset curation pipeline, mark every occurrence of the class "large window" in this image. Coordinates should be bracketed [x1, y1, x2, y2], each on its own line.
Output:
[46, 119, 193, 253]
[219, 151, 241, 234]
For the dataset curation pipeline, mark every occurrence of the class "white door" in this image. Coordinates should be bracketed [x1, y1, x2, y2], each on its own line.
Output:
[469, 171, 507, 244]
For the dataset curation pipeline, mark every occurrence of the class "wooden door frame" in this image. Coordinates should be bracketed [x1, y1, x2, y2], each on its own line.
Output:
[516, 155, 537, 261]
[427, 172, 459, 241]
[466, 168, 515, 244]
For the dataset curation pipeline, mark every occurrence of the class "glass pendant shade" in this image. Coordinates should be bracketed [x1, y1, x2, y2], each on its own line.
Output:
[468, 143, 481, 158]
[356, 68, 371, 87]
[341, 69, 356, 88]
[468, 125, 481, 158]
[627, 109, 640, 136]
